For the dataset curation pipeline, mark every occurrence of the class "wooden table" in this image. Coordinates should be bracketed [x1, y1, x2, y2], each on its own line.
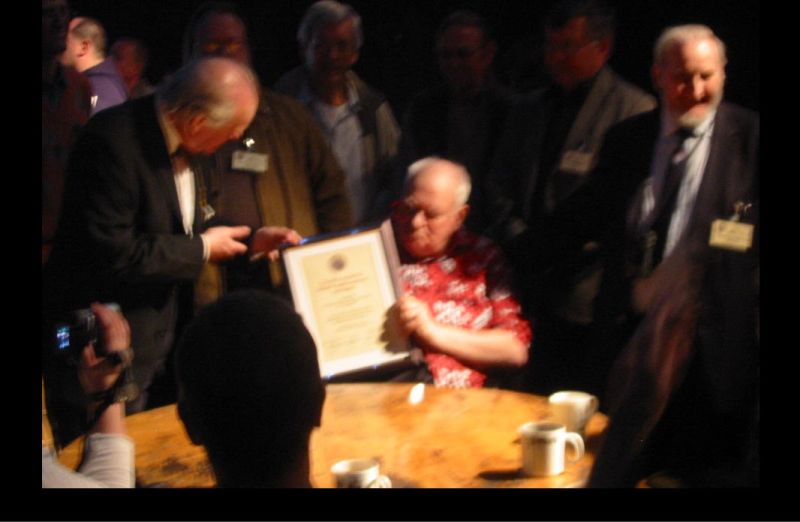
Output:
[59, 383, 607, 488]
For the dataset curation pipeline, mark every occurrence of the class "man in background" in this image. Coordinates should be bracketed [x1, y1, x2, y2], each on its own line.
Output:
[110, 37, 155, 98]
[395, 11, 515, 233]
[42, 0, 91, 265]
[275, 0, 400, 225]
[487, 0, 655, 395]
[61, 16, 128, 115]
[182, 2, 352, 307]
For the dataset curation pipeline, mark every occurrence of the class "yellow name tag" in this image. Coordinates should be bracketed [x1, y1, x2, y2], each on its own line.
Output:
[558, 151, 594, 175]
[709, 219, 754, 252]
[232, 151, 268, 173]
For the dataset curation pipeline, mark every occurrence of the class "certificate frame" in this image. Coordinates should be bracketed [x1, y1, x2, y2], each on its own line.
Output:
[281, 220, 410, 378]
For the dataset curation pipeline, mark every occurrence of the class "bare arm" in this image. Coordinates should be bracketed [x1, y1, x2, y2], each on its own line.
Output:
[394, 295, 529, 369]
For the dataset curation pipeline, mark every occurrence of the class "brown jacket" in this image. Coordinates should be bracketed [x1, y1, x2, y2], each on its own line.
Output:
[195, 89, 353, 307]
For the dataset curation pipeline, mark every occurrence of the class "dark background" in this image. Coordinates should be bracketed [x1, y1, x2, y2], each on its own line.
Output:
[69, 0, 758, 126]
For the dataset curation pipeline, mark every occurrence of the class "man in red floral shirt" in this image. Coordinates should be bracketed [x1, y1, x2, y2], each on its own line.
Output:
[391, 157, 532, 388]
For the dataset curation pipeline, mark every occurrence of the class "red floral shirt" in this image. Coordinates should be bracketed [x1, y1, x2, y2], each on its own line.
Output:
[399, 229, 532, 388]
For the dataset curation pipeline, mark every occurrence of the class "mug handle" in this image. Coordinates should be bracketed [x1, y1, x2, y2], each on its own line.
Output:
[368, 474, 393, 488]
[564, 432, 585, 463]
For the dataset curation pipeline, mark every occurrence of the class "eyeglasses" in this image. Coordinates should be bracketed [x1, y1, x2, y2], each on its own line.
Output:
[200, 39, 246, 55]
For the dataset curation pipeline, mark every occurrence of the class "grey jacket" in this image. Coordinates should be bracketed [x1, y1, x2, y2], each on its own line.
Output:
[274, 66, 400, 223]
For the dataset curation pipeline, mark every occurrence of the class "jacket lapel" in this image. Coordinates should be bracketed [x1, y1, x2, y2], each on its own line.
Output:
[134, 95, 184, 233]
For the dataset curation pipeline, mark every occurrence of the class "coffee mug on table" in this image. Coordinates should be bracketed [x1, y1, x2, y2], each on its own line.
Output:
[519, 421, 584, 477]
[331, 458, 392, 488]
[548, 390, 599, 438]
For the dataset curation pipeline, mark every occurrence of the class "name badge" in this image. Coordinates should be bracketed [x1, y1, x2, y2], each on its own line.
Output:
[558, 151, 594, 175]
[201, 204, 216, 222]
[709, 219, 754, 252]
[232, 151, 268, 173]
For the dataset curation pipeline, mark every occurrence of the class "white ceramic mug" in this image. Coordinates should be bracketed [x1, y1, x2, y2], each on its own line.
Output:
[548, 390, 599, 438]
[519, 421, 584, 477]
[330, 458, 392, 488]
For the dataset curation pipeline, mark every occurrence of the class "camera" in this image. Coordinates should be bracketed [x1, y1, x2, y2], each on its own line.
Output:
[54, 303, 120, 361]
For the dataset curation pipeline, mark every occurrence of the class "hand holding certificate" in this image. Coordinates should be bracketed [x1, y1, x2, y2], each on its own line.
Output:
[281, 221, 410, 377]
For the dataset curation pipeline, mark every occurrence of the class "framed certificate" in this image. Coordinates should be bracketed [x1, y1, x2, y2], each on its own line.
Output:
[281, 220, 410, 378]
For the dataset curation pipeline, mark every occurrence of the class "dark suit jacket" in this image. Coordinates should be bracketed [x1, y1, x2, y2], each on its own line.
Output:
[487, 67, 655, 321]
[395, 79, 515, 233]
[44, 95, 209, 411]
[575, 102, 760, 485]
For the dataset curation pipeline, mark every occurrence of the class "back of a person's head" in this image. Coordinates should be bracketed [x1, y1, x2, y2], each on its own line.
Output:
[71, 16, 108, 58]
[176, 290, 325, 487]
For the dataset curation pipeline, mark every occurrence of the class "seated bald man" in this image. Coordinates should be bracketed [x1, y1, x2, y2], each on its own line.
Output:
[391, 157, 532, 388]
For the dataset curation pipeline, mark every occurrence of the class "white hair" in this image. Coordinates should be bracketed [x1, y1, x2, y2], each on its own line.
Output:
[297, 0, 363, 50]
[158, 57, 258, 127]
[653, 24, 727, 66]
[405, 156, 472, 206]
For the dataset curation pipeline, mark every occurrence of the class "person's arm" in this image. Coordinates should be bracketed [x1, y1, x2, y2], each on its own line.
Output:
[249, 226, 302, 262]
[76, 303, 135, 487]
[65, 127, 248, 284]
[395, 295, 528, 370]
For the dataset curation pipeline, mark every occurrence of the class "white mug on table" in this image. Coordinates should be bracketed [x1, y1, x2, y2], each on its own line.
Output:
[519, 421, 584, 477]
[548, 390, 599, 438]
[330, 458, 392, 488]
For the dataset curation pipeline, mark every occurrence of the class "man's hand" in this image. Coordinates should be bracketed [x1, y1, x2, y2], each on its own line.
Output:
[394, 295, 439, 346]
[78, 303, 131, 396]
[202, 225, 251, 263]
[250, 226, 302, 262]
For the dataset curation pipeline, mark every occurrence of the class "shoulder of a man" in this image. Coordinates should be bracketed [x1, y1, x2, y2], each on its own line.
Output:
[82, 95, 149, 137]
[347, 71, 389, 112]
[272, 66, 307, 98]
[601, 67, 657, 114]
[717, 101, 759, 131]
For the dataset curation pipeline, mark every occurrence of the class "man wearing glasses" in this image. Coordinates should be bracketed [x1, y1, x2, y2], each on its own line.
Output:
[275, 0, 400, 226]
[487, 0, 655, 396]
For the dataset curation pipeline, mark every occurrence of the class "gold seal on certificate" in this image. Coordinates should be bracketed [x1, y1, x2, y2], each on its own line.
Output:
[282, 220, 410, 377]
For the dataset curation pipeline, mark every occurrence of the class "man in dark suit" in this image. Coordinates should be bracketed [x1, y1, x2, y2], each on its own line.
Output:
[487, 0, 655, 395]
[393, 10, 515, 233]
[43, 57, 295, 447]
[552, 24, 758, 486]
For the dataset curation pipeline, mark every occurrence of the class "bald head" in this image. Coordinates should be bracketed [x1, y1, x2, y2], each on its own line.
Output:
[159, 57, 259, 154]
[405, 157, 472, 206]
[61, 16, 107, 70]
[396, 157, 471, 259]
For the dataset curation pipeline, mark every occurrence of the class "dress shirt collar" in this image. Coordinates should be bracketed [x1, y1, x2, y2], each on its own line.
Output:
[659, 106, 716, 140]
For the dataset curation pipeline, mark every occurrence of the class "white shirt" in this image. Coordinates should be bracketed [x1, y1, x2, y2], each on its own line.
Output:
[155, 98, 209, 261]
[640, 109, 715, 258]
[302, 82, 367, 222]
[42, 434, 135, 488]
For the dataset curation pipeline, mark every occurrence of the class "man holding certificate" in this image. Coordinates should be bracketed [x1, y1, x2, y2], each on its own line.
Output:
[391, 157, 532, 388]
